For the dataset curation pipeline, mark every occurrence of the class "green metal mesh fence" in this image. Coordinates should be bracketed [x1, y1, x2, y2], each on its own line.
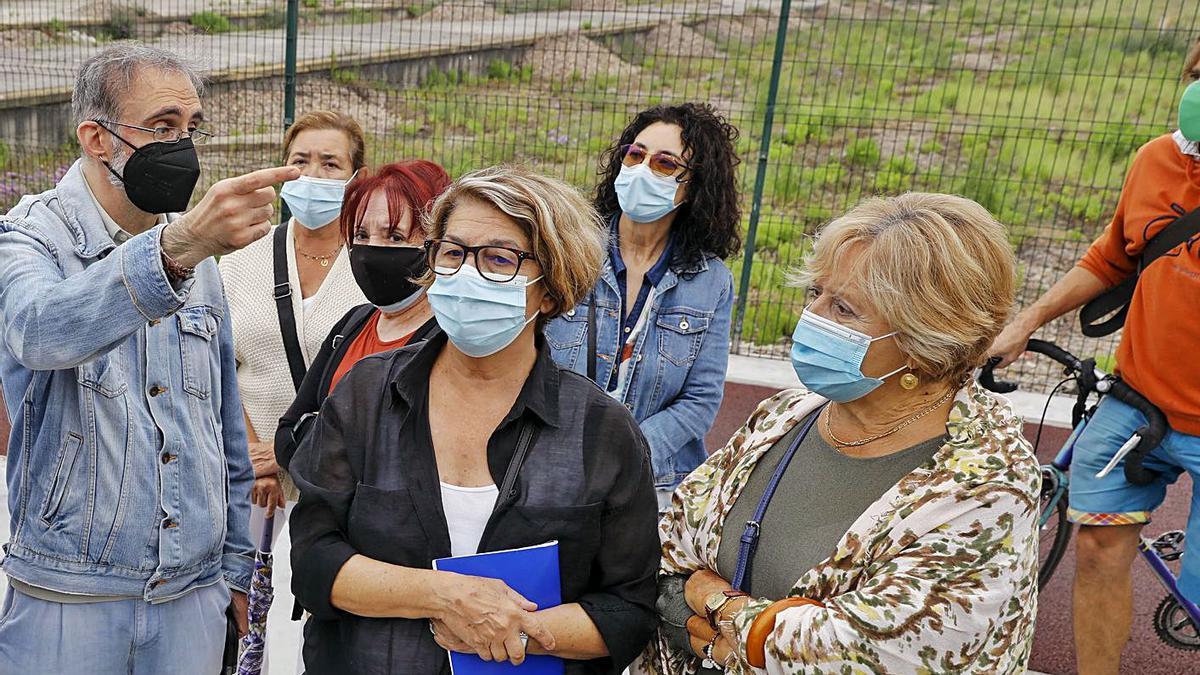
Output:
[1, 0, 1197, 393]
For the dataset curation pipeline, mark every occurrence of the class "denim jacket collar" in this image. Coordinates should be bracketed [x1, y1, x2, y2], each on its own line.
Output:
[53, 160, 177, 259]
[601, 213, 712, 298]
[53, 160, 121, 260]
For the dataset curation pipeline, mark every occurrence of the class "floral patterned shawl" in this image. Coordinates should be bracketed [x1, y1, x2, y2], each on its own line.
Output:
[644, 382, 1041, 674]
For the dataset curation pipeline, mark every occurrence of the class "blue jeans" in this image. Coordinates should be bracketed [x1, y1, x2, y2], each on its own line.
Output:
[1068, 395, 1200, 601]
[0, 582, 230, 674]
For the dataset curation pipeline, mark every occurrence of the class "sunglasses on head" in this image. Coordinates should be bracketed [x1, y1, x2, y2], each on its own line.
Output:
[619, 144, 690, 180]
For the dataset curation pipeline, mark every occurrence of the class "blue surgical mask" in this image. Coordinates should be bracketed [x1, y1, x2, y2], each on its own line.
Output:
[790, 309, 904, 402]
[614, 163, 681, 223]
[280, 171, 356, 229]
[427, 264, 543, 358]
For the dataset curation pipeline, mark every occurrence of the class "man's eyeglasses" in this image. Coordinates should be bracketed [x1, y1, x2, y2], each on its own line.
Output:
[95, 120, 213, 145]
[619, 144, 689, 181]
[425, 239, 537, 283]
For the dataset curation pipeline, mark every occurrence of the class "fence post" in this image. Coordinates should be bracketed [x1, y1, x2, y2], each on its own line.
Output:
[280, 0, 300, 223]
[733, 0, 792, 346]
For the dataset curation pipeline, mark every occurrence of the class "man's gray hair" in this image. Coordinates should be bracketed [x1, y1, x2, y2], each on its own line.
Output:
[71, 44, 206, 126]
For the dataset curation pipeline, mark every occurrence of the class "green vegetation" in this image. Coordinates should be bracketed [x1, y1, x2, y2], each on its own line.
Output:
[190, 11, 232, 34]
[496, 0, 572, 13]
[9, 0, 1191, 353]
[44, 18, 67, 34]
[101, 5, 142, 40]
[405, 2, 440, 18]
[257, 8, 288, 29]
[346, 8, 373, 24]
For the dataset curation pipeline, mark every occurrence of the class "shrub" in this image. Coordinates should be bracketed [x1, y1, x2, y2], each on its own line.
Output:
[190, 11, 232, 34]
[844, 138, 881, 168]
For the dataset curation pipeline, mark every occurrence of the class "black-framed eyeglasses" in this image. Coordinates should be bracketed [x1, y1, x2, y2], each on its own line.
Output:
[424, 239, 537, 283]
[619, 143, 690, 182]
[94, 120, 213, 145]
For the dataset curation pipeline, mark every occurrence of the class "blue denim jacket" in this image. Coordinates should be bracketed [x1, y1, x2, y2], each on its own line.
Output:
[0, 160, 254, 600]
[546, 249, 732, 489]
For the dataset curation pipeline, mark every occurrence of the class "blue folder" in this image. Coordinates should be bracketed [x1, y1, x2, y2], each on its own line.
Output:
[432, 541, 564, 675]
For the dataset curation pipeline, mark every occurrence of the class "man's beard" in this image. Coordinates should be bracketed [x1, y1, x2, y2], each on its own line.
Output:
[106, 137, 129, 188]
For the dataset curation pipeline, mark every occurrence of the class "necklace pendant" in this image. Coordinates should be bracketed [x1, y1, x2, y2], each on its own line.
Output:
[320, 258, 330, 267]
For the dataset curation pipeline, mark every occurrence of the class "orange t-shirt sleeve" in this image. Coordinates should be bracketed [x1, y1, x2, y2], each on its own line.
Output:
[1077, 140, 1161, 287]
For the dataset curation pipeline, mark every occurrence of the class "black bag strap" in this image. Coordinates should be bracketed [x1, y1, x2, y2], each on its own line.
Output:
[494, 420, 540, 513]
[1080, 206, 1200, 337]
[273, 225, 308, 391]
[586, 291, 597, 383]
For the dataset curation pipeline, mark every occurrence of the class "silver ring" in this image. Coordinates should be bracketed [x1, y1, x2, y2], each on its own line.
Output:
[429, 621, 437, 636]
[519, 632, 528, 649]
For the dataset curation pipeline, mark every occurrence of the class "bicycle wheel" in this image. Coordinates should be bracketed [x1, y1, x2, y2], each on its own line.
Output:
[1037, 466, 1072, 591]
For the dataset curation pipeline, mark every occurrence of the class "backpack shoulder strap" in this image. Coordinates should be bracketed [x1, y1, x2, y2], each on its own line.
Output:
[1079, 207, 1200, 337]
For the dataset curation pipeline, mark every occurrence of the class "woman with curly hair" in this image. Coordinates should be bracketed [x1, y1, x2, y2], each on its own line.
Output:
[546, 103, 742, 510]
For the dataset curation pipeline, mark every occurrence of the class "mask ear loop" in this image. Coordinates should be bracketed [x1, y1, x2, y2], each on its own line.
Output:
[872, 333, 906, 381]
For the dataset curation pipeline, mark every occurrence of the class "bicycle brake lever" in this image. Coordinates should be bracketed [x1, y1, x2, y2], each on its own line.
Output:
[1096, 434, 1141, 479]
[977, 356, 1019, 394]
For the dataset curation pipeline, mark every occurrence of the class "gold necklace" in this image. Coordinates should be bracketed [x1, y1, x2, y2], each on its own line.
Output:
[823, 387, 956, 449]
[297, 243, 343, 267]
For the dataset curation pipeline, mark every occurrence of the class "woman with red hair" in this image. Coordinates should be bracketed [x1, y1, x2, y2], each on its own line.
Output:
[275, 159, 451, 470]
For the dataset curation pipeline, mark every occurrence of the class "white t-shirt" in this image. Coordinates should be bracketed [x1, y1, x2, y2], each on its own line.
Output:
[441, 482, 500, 557]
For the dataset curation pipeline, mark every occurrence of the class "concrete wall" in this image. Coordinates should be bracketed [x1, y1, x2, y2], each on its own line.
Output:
[0, 43, 531, 155]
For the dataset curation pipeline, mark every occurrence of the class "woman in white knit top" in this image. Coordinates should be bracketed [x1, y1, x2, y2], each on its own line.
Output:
[219, 110, 368, 513]
[218, 111, 369, 672]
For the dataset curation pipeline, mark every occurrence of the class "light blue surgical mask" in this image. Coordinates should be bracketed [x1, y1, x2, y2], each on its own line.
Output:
[280, 171, 357, 229]
[427, 264, 543, 358]
[614, 163, 681, 223]
[790, 309, 904, 402]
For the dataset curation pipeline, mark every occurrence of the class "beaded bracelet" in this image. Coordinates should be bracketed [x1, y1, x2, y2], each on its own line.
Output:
[160, 247, 195, 282]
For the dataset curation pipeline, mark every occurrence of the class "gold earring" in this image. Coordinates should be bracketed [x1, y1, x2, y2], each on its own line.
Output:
[900, 372, 919, 390]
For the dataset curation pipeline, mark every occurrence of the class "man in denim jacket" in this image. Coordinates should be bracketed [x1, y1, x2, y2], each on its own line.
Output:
[0, 45, 298, 673]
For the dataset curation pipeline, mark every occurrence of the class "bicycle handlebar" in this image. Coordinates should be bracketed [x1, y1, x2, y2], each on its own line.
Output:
[978, 339, 1166, 486]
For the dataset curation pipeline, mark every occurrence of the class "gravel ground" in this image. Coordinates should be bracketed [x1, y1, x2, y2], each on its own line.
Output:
[641, 21, 722, 60]
[520, 33, 640, 84]
[203, 76, 409, 140]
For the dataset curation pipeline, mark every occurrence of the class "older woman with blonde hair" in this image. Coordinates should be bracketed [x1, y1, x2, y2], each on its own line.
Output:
[646, 193, 1041, 674]
[288, 165, 660, 673]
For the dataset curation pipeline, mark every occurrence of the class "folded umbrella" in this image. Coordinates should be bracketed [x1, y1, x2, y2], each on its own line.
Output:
[237, 514, 276, 675]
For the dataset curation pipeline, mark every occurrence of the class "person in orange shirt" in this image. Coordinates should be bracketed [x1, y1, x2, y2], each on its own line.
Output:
[991, 42, 1200, 674]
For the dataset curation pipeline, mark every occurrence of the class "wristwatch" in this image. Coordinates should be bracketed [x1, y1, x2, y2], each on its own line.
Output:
[705, 589, 749, 630]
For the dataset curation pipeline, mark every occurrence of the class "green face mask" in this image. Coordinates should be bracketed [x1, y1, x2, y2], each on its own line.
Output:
[1180, 80, 1200, 142]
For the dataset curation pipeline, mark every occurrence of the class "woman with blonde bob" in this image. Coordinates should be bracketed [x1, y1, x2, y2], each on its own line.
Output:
[645, 193, 1041, 674]
[288, 165, 660, 673]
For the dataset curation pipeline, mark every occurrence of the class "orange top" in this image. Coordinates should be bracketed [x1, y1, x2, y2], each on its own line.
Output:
[1078, 133, 1200, 435]
[328, 310, 417, 395]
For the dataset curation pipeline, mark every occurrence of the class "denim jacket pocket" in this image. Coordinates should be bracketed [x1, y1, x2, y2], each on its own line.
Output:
[38, 432, 83, 526]
[76, 354, 127, 398]
[177, 306, 217, 399]
[655, 310, 711, 367]
[545, 310, 588, 370]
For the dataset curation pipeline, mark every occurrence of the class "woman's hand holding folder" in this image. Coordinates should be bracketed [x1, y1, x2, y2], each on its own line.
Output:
[430, 573, 557, 666]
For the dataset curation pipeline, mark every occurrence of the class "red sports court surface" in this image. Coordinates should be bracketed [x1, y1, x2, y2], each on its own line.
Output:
[710, 382, 1196, 675]
[0, 384, 1193, 672]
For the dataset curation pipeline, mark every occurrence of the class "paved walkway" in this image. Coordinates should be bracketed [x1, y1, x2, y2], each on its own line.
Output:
[0, 0, 405, 28]
[0, 2, 743, 105]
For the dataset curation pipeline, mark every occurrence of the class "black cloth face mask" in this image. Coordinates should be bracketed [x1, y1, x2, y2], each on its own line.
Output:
[349, 244, 428, 312]
[101, 125, 201, 214]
